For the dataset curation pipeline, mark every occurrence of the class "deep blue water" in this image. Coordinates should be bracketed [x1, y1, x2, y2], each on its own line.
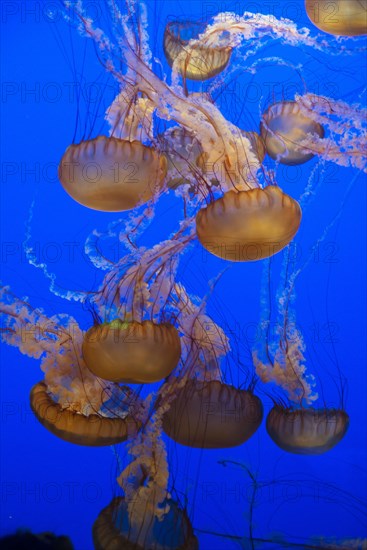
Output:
[1, 1, 366, 549]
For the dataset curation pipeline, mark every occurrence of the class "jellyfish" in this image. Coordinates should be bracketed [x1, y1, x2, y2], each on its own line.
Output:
[159, 126, 203, 190]
[260, 101, 325, 165]
[305, 0, 367, 37]
[82, 320, 181, 384]
[0, 287, 142, 446]
[253, 243, 350, 454]
[92, 496, 198, 550]
[30, 381, 139, 447]
[163, 20, 232, 81]
[266, 406, 349, 455]
[58, 137, 168, 212]
[196, 186, 302, 262]
[162, 379, 263, 448]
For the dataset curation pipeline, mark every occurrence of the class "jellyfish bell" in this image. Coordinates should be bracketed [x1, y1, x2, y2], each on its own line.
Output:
[30, 381, 140, 446]
[58, 136, 167, 212]
[260, 101, 325, 165]
[92, 496, 198, 550]
[159, 126, 203, 189]
[82, 319, 182, 384]
[163, 20, 232, 80]
[266, 405, 349, 455]
[305, 0, 367, 36]
[196, 185, 302, 262]
[162, 379, 263, 448]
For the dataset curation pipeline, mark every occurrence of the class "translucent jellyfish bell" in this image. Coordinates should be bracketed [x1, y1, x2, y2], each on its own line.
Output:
[305, 0, 367, 36]
[58, 137, 167, 211]
[30, 382, 140, 446]
[162, 379, 263, 448]
[196, 186, 302, 262]
[160, 126, 203, 189]
[266, 406, 349, 455]
[93, 497, 198, 550]
[260, 101, 325, 165]
[82, 320, 181, 384]
[163, 20, 232, 80]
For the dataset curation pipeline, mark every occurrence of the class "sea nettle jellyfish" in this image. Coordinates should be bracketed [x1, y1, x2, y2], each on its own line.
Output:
[58, 137, 167, 212]
[260, 101, 325, 165]
[160, 126, 204, 189]
[82, 320, 181, 384]
[266, 406, 349, 455]
[92, 496, 198, 550]
[305, 0, 367, 36]
[30, 381, 140, 446]
[196, 186, 302, 262]
[0, 287, 142, 446]
[164, 20, 232, 80]
[162, 379, 263, 448]
[253, 257, 349, 455]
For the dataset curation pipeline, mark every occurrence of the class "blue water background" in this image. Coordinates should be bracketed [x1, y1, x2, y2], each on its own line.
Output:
[1, 1, 366, 548]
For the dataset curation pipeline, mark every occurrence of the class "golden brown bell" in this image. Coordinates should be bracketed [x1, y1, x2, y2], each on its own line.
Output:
[163, 379, 263, 448]
[82, 320, 181, 384]
[196, 186, 301, 262]
[305, 0, 367, 36]
[164, 20, 231, 80]
[59, 137, 167, 211]
[266, 406, 349, 454]
[30, 382, 140, 446]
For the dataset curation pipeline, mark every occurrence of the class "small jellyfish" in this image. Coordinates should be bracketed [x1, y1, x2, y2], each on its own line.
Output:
[305, 0, 367, 36]
[164, 20, 232, 80]
[260, 101, 325, 165]
[82, 320, 182, 384]
[266, 406, 349, 455]
[58, 137, 167, 212]
[30, 382, 140, 446]
[196, 186, 302, 262]
[162, 379, 263, 448]
[159, 126, 203, 189]
[92, 496, 198, 550]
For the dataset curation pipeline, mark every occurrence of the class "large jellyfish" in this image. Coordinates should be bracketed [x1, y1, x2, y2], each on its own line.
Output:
[82, 320, 182, 383]
[59, 134, 167, 213]
[1, 0, 366, 547]
[162, 379, 263, 448]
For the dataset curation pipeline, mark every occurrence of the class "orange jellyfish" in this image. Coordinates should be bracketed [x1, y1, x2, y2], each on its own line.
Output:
[254, 253, 350, 455]
[266, 406, 349, 455]
[196, 185, 302, 262]
[305, 0, 367, 36]
[58, 137, 167, 212]
[163, 20, 232, 80]
[0, 287, 143, 446]
[92, 496, 198, 550]
[30, 381, 140, 446]
[82, 320, 182, 384]
[162, 379, 263, 448]
[260, 101, 325, 165]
